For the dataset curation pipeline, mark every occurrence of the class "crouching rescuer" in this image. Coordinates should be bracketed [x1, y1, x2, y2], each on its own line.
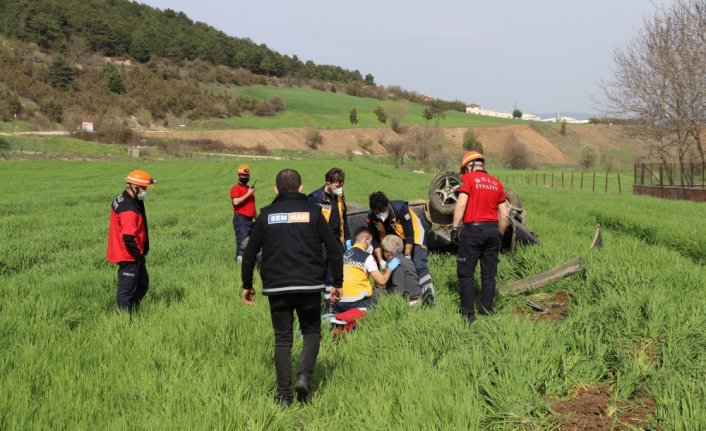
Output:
[106, 169, 156, 313]
[451, 151, 509, 323]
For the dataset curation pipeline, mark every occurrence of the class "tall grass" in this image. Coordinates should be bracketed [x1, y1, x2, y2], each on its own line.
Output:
[1, 160, 705, 429]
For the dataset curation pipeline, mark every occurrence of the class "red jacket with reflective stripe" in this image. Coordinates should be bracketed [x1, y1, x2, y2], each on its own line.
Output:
[106, 190, 149, 263]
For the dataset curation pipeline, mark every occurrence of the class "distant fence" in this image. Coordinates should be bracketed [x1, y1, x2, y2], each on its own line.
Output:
[502, 171, 624, 194]
[633, 162, 706, 202]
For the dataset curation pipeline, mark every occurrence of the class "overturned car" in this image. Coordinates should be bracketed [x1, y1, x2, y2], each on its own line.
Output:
[346, 172, 539, 253]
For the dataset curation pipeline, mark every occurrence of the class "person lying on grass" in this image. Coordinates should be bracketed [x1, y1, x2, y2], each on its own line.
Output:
[380, 235, 423, 305]
[333, 227, 400, 313]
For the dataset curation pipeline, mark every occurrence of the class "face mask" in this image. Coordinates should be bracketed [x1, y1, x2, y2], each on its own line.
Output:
[331, 187, 343, 196]
[239, 177, 250, 185]
[137, 188, 147, 200]
[377, 211, 389, 222]
[366, 244, 374, 254]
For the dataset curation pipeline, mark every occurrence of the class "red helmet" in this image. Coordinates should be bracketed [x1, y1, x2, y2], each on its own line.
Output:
[126, 169, 156, 187]
[460, 151, 485, 174]
[237, 164, 251, 177]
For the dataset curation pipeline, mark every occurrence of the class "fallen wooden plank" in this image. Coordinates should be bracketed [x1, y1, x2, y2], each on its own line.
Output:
[499, 257, 583, 295]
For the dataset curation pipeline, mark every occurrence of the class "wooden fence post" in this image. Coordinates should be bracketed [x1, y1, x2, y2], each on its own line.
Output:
[571, 171, 574, 189]
[605, 171, 609, 193]
[561, 171, 564, 189]
[617, 172, 621, 194]
[580, 171, 584, 191]
[592, 171, 596, 192]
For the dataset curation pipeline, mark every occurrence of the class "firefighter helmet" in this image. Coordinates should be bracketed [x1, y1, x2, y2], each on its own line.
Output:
[126, 169, 156, 187]
[237, 164, 251, 176]
[460, 151, 485, 173]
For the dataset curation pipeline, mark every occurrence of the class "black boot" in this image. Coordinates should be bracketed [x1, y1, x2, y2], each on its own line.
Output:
[293, 374, 311, 403]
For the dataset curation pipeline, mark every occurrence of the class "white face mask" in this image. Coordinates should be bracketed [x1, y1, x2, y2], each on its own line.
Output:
[137, 189, 147, 200]
[366, 244, 374, 254]
[331, 187, 343, 196]
[377, 211, 389, 222]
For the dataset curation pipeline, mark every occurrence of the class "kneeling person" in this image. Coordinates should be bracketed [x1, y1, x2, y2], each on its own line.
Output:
[381, 235, 422, 304]
[335, 227, 399, 313]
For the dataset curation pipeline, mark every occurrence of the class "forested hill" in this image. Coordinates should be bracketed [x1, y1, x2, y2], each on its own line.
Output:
[0, 0, 367, 83]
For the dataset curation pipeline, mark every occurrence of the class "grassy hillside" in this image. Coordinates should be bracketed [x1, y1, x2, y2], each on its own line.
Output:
[198, 86, 520, 130]
[1, 159, 705, 429]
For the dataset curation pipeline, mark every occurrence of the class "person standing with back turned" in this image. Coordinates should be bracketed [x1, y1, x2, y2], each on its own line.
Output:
[451, 151, 509, 324]
[230, 164, 256, 263]
[107, 169, 156, 313]
[241, 169, 343, 407]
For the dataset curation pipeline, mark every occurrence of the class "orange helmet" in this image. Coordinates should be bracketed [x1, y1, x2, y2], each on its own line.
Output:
[460, 151, 485, 173]
[237, 164, 251, 176]
[126, 169, 156, 187]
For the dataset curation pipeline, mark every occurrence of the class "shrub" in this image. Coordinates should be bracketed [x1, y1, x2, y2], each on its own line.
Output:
[357, 137, 373, 152]
[42, 100, 64, 123]
[383, 140, 409, 167]
[462, 129, 483, 152]
[512, 109, 522, 119]
[374, 106, 387, 124]
[135, 108, 153, 127]
[349, 107, 358, 125]
[305, 122, 322, 149]
[97, 108, 132, 144]
[266, 95, 285, 113]
[579, 145, 598, 169]
[504, 137, 532, 169]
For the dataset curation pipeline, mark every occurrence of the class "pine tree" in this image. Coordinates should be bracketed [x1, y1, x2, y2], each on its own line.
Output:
[103, 62, 126, 94]
[48, 57, 76, 91]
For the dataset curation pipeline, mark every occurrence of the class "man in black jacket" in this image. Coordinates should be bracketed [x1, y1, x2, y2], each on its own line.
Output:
[241, 168, 343, 407]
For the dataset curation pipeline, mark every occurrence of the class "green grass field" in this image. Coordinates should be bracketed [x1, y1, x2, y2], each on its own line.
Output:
[190, 85, 521, 130]
[1, 159, 705, 430]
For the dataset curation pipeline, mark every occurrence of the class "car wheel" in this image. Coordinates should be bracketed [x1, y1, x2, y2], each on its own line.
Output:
[428, 171, 462, 216]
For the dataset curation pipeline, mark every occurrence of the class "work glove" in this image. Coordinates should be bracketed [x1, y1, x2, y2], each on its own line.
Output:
[450, 228, 460, 244]
[387, 257, 401, 271]
[379, 260, 387, 271]
[345, 239, 352, 251]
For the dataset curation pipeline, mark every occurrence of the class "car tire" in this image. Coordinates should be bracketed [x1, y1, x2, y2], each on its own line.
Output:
[428, 171, 462, 216]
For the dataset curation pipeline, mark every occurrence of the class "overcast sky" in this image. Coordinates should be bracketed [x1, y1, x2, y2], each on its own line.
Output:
[137, 0, 671, 116]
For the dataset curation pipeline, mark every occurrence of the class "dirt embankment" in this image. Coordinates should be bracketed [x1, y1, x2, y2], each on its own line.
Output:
[144, 123, 643, 166]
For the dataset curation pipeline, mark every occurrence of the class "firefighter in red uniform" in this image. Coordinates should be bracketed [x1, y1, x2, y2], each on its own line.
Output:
[230, 164, 256, 263]
[451, 152, 509, 323]
[107, 169, 156, 312]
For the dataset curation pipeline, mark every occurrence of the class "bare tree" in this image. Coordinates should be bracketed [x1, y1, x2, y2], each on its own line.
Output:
[383, 140, 409, 168]
[600, 0, 706, 185]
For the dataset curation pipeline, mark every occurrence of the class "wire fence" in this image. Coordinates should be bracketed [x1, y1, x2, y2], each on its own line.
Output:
[634, 162, 706, 187]
[501, 171, 626, 194]
[633, 162, 706, 202]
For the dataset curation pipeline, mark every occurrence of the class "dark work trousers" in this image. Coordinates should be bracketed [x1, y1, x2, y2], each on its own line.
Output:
[116, 260, 149, 312]
[232, 214, 254, 259]
[268, 292, 322, 400]
[410, 244, 433, 289]
[457, 222, 501, 316]
[321, 242, 344, 312]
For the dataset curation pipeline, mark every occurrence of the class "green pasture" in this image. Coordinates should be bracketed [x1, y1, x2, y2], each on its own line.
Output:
[0, 135, 138, 159]
[190, 85, 520, 130]
[1, 159, 705, 430]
